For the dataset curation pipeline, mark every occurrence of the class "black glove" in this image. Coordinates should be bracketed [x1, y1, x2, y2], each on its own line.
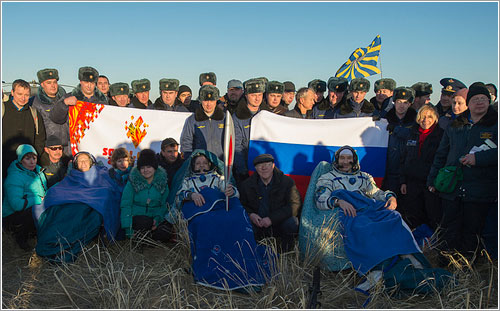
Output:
[386, 123, 396, 132]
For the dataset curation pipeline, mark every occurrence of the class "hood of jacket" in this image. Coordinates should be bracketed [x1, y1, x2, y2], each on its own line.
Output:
[128, 166, 168, 193]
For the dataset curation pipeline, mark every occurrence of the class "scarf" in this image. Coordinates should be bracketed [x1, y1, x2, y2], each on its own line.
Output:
[418, 123, 436, 155]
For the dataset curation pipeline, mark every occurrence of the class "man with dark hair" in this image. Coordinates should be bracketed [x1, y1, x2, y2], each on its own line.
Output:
[435, 78, 467, 117]
[50, 66, 108, 127]
[219, 79, 245, 114]
[2, 79, 46, 178]
[312, 77, 349, 119]
[285, 87, 315, 119]
[129, 79, 153, 109]
[156, 137, 185, 188]
[370, 78, 396, 119]
[485, 83, 497, 111]
[240, 154, 301, 252]
[411, 82, 433, 112]
[97, 75, 111, 100]
[32, 68, 70, 156]
[337, 77, 375, 118]
[153, 79, 189, 111]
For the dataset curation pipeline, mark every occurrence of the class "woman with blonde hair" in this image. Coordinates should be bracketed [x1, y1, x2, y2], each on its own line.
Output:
[399, 104, 443, 231]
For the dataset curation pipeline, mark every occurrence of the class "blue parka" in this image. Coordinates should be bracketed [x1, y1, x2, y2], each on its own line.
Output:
[2, 160, 47, 217]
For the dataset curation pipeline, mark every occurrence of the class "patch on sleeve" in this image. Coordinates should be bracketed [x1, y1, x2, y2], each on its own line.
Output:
[480, 132, 493, 139]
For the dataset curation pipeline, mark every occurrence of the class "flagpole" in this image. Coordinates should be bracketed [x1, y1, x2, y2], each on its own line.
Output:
[379, 51, 383, 79]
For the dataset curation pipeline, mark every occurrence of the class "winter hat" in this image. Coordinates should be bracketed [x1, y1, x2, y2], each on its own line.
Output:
[453, 88, 469, 101]
[178, 85, 192, 95]
[466, 82, 491, 105]
[253, 154, 274, 166]
[16, 144, 37, 162]
[199, 85, 220, 101]
[199, 72, 217, 86]
[37, 68, 59, 83]
[137, 149, 158, 170]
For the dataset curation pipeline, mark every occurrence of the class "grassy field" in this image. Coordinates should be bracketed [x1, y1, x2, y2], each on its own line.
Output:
[2, 223, 498, 309]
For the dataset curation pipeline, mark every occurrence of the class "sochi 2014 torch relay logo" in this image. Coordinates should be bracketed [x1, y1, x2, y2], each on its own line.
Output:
[125, 115, 149, 148]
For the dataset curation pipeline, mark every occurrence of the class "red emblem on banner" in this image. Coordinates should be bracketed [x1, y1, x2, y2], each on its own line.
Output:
[125, 115, 149, 148]
[69, 101, 105, 155]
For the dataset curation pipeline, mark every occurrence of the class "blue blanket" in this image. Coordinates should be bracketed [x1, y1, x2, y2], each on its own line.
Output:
[41, 165, 122, 239]
[182, 187, 272, 290]
[333, 189, 421, 275]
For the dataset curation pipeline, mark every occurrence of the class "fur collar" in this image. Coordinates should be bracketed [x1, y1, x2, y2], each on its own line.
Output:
[338, 98, 375, 115]
[385, 106, 417, 125]
[235, 98, 254, 120]
[130, 96, 153, 109]
[128, 166, 167, 193]
[37, 86, 66, 105]
[451, 107, 498, 128]
[71, 84, 108, 103]
[194, 105, 225, 121]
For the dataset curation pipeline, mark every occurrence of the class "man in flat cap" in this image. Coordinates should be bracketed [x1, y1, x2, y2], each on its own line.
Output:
[410, 82, 433, 112]
[262, 81, 287, 115]
[156, 137, 185, 188]
[239, 154, 301, 252]
[308, 79, 328, 109]
[233, 78, 267, 185]
[49, 66, 107, 154]
[109, 82, 130, 107]
[32, 68, 71, 156]
[180, 85, 226, 160]
[336, 77, 375, 118]
[312, 77, 349, 119]
[382, 86, 417, 195]
[436, 78, 466, 117]
[153, 78, 188, 112]
[280, 81, 295, 109]
[285, 87, 315, 119]
[128, 79, 153, 109]
[219, 79, 245, 114]
[370, 78, 396, 119]
[40, 135, 70, 188]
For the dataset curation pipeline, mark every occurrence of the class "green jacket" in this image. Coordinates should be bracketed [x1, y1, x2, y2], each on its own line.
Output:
[120, 166, 169, 237]
[427, 107, 498, 202]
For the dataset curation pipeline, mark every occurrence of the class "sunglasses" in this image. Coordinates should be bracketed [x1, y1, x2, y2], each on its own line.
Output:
[48, 146, 63, 151]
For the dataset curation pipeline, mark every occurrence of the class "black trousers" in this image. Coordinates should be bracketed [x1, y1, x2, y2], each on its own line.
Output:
[132, 216, 174, 243]
[398, 181, 443, 230]
[3, 207, 36, 245]
[439, 198, 492, 257]
[252, 216, 299, 252]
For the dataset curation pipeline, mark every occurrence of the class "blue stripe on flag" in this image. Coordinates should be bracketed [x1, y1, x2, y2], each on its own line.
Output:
[248, 140, 387, 178]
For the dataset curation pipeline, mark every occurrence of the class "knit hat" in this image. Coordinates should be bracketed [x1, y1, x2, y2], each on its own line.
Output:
[453, 88, 469, 101]
[16, 144, 37, 162]
[466, 82, 491, 105]
[178, 85, 192, 95]
[137, 149, 158, 170]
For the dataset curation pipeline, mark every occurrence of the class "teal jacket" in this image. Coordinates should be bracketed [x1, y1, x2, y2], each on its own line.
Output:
[427, 107, 498, 202]
[2, 160, 47, 217]
[120, 166, 169, 237]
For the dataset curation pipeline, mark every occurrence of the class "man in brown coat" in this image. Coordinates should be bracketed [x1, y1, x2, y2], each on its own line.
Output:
[239, 154, 301, 252]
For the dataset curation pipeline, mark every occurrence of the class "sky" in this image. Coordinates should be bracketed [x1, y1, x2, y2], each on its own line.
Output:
[1, 1, 499, 106]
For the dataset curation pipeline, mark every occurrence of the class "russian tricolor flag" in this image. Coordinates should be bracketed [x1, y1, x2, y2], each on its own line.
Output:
[247, 111, 389, 199]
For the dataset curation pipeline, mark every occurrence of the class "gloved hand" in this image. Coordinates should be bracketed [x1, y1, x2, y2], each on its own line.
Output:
[386, 123, 396, 132]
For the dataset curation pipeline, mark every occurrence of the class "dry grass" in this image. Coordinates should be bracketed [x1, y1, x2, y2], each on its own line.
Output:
[2, 222, 498, 309]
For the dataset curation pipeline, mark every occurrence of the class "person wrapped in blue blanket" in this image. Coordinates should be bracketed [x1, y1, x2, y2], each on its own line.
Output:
[173, 149, 271, 291]
[315, 145, 452, 294]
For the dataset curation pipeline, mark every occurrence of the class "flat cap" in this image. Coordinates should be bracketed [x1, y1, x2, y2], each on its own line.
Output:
[199, 72, 216, 86]
[37, 68, 59, 83]
[227, 79, 243, 89]
[327, 77, 349, 92]
[283, 81, 296, 92]
[110, 82, 130, 96]
[266, 81, 284, 94]
[199, 85, 220, 101]
[244, 78, 266, 94]
[440, 78, 466, 95]
[131, 79, 151, 93]
[161, 137, 179, 150]
[393, 86, 415, 104]
[308, 79, 327, 93]
[411, 82, 433, 97]
[349, 77, 370, 93]
[78, 66, 99, 83]
[374, 78, 396, 92]
[45, 135, 62, 147]
[253, 153, 274, 166]
[159, 78, 180, 92]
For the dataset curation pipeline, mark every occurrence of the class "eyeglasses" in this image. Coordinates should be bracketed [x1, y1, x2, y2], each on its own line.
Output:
[48, 146, 63, 151]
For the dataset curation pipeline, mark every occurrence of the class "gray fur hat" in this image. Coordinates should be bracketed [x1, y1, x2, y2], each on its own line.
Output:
[349, 78, 370, 92]
[327, 77, 349, 92]
[393, 87, 415, 103]
[244, 78, 266, 94]
[78, 66, 99, 83]
[199, 72, 216, 86]
[266, 81, 284, 94]
[308, 79, 327, 93]
[411, 82, 433, 97]
[199, 85, 220, 101]
[131, 79, 151, 93]
[37, 68, 59, 83]
[159, 78, 179, 92]
[374, 78, 396, 92]
[110, 82, 130, 96]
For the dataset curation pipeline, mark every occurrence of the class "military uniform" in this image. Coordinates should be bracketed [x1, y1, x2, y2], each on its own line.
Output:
[128, 79, 154, 109]
[312, 77, 349, 119]
[435, 78, 466, 117]
[336, 78, 374, 118]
